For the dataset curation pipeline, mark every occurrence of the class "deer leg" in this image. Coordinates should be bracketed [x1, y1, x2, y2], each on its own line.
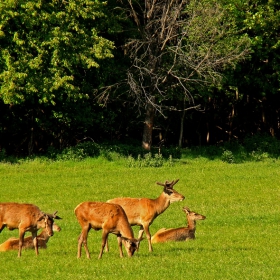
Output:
[136, 225, 145, 251]
[77, 233, 83, 258]
[137, 225, 144, 239]
[105, 239, 109, 252]
[18, 229, 25, 257]
[117, 235, 124, 258]
[99, 231, 109, 259]
[78, 227, 90, 259]
[143, 224, 153, 252]
[32, 231, 39, 255]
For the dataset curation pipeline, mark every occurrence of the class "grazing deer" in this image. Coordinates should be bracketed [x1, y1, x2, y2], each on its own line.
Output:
[107, 179, 185, 252]
[151, 206, 206, 243]
[74, 201, 141, 259]
[0, 203, 62, 257]
[0, 223, 61, 251]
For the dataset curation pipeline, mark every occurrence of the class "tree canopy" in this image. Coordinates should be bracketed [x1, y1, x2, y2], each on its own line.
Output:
[0, 0, 279, 156]
[0, 0, 116, 105]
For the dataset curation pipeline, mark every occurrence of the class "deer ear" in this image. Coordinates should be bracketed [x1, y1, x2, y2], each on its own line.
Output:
[53, 211, 62, 220]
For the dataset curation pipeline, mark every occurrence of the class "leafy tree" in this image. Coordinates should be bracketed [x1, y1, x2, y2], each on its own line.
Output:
[98, 0, 251, 150]
[0, 0, 117, 104]
[0, 0, 121, 154]
[211, 0, 280, 140]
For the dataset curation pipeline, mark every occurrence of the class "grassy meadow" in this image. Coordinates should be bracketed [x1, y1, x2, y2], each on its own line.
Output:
[0, 155, 279, 279]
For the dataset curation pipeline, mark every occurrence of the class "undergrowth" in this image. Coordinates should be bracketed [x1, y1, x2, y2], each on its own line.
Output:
[0, 133, 280, 165]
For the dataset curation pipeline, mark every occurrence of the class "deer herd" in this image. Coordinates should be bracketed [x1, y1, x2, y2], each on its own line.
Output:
[0, 179, 206, 259]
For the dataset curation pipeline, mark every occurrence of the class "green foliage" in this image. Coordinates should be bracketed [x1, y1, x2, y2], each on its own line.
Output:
[0, 0, 137, 156]
[46, 142, 101, 161]
[243, 133, 280, 156]
[183, 0, 250, 72]
[181, 134, 280, 163]
[2, 133, 280, 164]
[0, 0, 279, 157]
[127, 153, 166, 168]
[221, 0, 280, 97]
[221, 149, 235, 163]
[45, 142, 177, 166]
[0, 0, 116, 105]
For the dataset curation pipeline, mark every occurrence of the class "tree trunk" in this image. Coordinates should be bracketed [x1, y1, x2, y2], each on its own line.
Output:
[142, 99, 155, 151]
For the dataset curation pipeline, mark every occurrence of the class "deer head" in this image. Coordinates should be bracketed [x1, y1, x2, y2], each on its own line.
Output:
[156, 179, 184, 202]
[182, 207, 206, 221]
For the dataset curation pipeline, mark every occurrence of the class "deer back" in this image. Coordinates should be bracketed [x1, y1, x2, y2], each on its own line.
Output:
[152, 227, 192, 243]
[75, 201, 134, 239]
[0, 203, 61, 233]
[0, 203, 41, 230]
[107, 179, 185, 226]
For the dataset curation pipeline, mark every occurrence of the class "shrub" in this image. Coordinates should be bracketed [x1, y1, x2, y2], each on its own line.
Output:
[243, 133, 280, 157]
[46, 142, 100, 161]
[127, 153, 170, 168]
[221, 150, 235, 163]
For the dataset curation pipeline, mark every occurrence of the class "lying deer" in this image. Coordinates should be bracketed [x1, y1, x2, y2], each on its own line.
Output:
[74, 201, 142, 259]
[107, 179, 185, 252]
[0, 202, 62, 257]
[151, 206, 206, 243]
[0, 223, 61, 251]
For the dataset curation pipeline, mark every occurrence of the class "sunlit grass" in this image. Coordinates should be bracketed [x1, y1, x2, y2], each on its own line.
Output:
[0, 158, 279, 279]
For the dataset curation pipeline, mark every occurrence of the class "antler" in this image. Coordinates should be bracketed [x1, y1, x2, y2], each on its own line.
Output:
[156, 179, 179, 188]
[46, 211, 62, 219]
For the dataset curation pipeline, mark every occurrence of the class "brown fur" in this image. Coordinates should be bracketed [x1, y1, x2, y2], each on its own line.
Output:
[74, 201, 141, 259]
[151, 206, 206, 243]
[0, 202, 61, 257]
[0, 223, 61, 251]
[107, 179, 185, 252]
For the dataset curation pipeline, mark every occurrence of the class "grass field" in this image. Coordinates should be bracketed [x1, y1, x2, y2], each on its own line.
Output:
[0, 156, 279, 279]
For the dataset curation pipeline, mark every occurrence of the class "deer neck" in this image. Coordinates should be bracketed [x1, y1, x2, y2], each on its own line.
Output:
[187, 218, 196, 236]
[119, 221, 134, 239]
[153, 193, 171, 215]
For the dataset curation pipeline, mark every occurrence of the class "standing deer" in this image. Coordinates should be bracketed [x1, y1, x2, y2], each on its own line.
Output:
[0, 223, 61, 251]
[74, 201, 141, 259]
[0, 203, 62, 257]
[107, 179, 185, 252]
[151, 206, 206, 243]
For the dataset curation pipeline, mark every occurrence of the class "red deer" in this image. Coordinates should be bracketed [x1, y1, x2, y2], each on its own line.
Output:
[74, 201, 141, 259]
[107, 179, 185, 252]
[151, 206, 206, 243]
[0, 223, 61, 251]
[0, 203, 62, 257]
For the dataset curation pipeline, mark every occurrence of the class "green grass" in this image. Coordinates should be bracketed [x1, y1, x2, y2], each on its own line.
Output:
[0, 157, 279, 279]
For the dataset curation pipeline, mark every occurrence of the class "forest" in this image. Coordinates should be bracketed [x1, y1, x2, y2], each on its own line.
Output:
[0, 0, 279, 156]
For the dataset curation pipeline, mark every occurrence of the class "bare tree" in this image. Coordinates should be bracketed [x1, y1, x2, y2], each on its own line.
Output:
[99, 0, 250, 149]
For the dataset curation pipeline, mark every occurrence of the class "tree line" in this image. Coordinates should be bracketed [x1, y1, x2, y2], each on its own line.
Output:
[0, 0, 279, 156]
